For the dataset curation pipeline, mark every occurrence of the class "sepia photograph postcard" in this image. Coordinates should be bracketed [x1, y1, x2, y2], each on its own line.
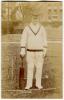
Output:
[1, 0, 63, 98]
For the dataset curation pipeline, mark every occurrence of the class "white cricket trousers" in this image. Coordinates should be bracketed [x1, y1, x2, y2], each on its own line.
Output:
[26, 51, 44, 87]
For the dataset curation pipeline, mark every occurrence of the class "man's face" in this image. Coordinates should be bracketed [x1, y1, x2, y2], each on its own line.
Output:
[32, 15, 39, 24]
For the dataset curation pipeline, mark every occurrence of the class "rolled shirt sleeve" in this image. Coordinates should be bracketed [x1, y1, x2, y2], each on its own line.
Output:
[20, 26, 28, 49]
[41, 26, 47, 48]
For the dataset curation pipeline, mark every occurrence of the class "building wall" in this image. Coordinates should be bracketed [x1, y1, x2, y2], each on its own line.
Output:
[2, 1, 62, 33]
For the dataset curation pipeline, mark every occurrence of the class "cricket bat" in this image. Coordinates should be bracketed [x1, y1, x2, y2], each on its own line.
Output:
[19, 57, 24, 89]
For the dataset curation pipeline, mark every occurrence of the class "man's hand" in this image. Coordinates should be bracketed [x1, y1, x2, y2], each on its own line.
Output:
[43, 48, 47, 57]
[20, 48, 26, 58]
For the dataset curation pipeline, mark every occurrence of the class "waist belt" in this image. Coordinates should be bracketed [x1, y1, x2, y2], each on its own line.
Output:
[27, 49, 43, 52]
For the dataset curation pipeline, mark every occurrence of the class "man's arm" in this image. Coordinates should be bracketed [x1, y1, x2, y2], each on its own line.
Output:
[42, 26, 48, 57]
[20, 26, 28, 57]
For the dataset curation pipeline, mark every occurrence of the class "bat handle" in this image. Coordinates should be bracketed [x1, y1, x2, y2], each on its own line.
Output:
[20, 55, 24, 68]
[22, 57, 23, 68]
